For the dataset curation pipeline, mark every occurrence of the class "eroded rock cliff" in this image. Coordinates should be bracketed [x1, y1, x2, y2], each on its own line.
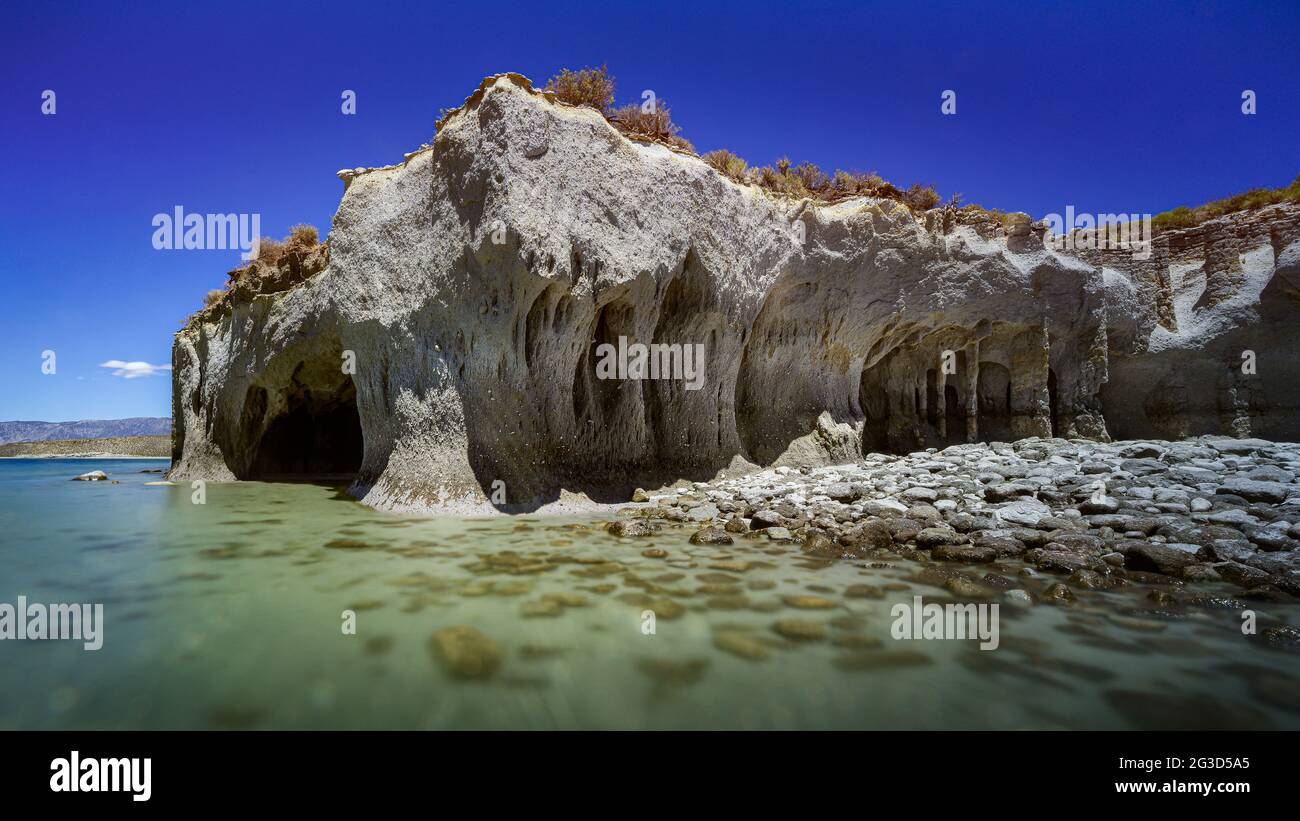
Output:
[169, 74, 1300, 514]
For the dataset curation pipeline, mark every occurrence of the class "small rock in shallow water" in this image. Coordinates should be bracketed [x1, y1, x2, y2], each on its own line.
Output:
[712, 630, 769, 660]
[1068, 568, 1121, 590]
[782, 595, 838, 610]
[520, 599, 563, 617]
[843, 519, 893, 550]
[709, 560, 751, 572]
[773, 619, 827, 640]
[647, 598, 686, 620]
[1042, 582, 1075, 603]
[606, 519, 655, 537]
[932, 543, 996, 563]
[1146, 589, 1175, 605]
[636, 658, 708, 689]
[1026, 549, 1102, 575]
[689, 527, 733, 546]
[1259, 625, 1300, 652]
[431, 626, 501, 680]
[800, 532, 840, 557]
[944, 576, 996, 598]
[1004, 589, 1034, 607]
[831, 634, 884, 650]
[1181, 564, 1221, 583]
[844, 584, 885, 599]
[542, 592, 589, 607]
[71, 470, 108, 481]
[1213, 561, 1272, 588]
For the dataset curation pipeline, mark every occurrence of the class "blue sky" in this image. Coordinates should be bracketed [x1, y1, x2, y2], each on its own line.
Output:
[1, 0, 1296, 421]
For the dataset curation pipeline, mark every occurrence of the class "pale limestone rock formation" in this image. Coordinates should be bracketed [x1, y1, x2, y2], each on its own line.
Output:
[1096, 203, 1300, 440]
[168, 74, 1300, 514]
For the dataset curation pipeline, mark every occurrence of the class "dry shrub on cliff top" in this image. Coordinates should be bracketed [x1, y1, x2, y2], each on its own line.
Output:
[792, 161, 831, 196]
[242, 223, 320, 271]
[608, 101, 693, 152]
[436, 65, 952, 211]
[1152, 174, 1300, 232]
[544, 65, 616, 112]
[958, 203, 1014, 227]
[538, 65, 693, 152]
[736, 154, 941, 211]
[535, 64, 947, 207]
[703, 149, 747, 181]
[903, 183, 941, 211]
[183, 223, 328, 328]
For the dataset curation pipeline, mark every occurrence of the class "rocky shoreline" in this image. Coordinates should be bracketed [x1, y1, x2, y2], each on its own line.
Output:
[0, 435, 171, 458]
[615, 436, 1300, 614]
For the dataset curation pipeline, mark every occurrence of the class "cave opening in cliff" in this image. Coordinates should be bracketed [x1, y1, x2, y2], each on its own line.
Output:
[925, 371, 939, 428]
[245, 362, 363, 481]
[976, 362, 1013, 441]
[944, 384, 963, 443]
[574, 296, 638, 430]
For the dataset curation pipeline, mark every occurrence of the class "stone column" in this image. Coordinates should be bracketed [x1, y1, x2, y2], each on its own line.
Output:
[936, 361, 947, 440]
[1009, 326, 1052, 439]
[964, 341, 980, 442]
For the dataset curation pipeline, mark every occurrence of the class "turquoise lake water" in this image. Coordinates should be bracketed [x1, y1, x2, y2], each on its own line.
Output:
[0, 457, 1297, 729]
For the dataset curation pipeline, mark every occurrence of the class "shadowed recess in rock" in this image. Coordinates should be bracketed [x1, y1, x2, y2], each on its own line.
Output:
[244, 359, 363, 481]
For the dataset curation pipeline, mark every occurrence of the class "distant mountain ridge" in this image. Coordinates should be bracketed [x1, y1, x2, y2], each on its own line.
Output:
[0, 418, 171, 445]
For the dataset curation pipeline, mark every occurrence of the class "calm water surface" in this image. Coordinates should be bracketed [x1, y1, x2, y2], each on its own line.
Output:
[1, 458, 1297, 729]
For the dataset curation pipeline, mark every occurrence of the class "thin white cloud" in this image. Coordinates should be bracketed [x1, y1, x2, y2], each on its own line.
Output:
[99, 360, 172, 379]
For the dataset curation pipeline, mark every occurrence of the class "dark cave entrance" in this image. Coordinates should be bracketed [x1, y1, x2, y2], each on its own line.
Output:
[976, 361, 1013, 442]
[944, 384, 962, 443]
[573, 296, 636, 429]
[925, 370, 939, 428]
[246, 365, 363, 481]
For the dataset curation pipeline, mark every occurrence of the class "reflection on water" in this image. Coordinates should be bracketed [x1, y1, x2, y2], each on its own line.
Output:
[0, 458, 1297, 729]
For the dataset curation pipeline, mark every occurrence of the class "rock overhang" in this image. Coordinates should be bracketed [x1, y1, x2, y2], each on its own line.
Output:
[168, 73, 1300, 514]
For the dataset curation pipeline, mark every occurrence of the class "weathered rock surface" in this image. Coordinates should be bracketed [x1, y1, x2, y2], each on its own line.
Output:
[619, 436, 1300, 598]
[169, 73, 1300, 514]
[1097, 204, 1300, 441]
